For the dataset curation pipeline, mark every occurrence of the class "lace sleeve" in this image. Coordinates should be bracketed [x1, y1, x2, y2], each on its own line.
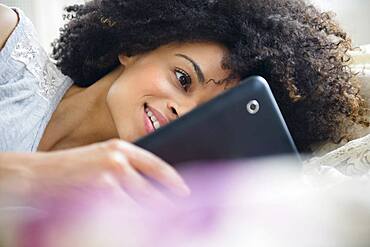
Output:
[0, 8, 70, 101]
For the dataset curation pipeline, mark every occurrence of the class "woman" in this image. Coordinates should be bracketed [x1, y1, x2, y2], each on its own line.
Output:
[0, 0, 367, 205]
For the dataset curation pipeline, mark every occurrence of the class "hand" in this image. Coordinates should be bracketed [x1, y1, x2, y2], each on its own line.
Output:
[0, 139, 190, 208]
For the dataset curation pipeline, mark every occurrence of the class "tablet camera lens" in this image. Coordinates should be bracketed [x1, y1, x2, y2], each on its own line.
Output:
[246, 100, 259, 114]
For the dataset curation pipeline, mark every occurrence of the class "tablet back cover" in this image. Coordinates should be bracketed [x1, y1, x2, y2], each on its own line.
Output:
[135, 76, 299, 166]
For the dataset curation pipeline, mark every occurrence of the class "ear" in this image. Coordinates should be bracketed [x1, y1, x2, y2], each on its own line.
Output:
[118, 53, 137, 67]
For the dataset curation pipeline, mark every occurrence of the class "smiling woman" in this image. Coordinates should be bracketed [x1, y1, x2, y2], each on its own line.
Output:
[57, 42, 231, 146]
[0, 0, 368, 207]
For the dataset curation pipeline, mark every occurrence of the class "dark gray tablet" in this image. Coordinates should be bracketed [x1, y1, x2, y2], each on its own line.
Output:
[134, 76, 300, 166]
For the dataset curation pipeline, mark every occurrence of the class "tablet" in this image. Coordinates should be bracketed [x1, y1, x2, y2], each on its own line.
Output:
[134, 76, 300, 166]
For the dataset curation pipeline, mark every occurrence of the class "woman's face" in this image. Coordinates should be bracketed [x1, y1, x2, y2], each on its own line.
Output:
[106, 42, 236, 142]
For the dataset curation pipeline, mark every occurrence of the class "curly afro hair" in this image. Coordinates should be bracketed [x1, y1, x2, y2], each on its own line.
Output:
[52, 0, 368, 153]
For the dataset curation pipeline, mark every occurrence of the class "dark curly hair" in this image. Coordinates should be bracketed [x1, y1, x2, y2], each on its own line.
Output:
[52, 0, 368, 153]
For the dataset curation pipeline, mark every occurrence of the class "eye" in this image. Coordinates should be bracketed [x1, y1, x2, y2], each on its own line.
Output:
[174, 68, 192, 92]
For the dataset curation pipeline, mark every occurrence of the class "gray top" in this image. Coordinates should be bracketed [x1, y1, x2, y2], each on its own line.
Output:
[0, 8, 73, 152]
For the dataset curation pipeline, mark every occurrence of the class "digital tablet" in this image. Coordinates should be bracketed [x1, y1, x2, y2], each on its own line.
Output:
[134, 76, 300, 166]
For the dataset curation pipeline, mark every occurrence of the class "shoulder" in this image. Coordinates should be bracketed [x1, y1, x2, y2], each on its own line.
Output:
[0, 4, 19, 51]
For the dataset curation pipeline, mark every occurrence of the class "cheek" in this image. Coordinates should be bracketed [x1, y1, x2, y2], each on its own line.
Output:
[105, 68, 174, 115]
[106, 68, 151, 106]
[105, 79, 144, 140]
[132, 70, 178, 99]
[105, 73, 143, 128]
[137, 66, 175, 95]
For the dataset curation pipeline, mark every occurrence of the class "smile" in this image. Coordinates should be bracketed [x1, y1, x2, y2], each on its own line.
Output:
[145, 106, 161, 130]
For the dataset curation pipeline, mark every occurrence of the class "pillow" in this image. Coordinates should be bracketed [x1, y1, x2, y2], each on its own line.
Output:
[304, 132, 370, 177]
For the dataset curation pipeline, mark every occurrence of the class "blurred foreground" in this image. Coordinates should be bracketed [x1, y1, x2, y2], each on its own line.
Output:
[1, 156, 370, 247]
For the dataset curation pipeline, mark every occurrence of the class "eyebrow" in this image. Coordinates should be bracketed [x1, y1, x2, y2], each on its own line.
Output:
[175, 53, 205, 83]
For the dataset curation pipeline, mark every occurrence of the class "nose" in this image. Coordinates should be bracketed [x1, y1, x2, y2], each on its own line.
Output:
[168, 101, 198, 119]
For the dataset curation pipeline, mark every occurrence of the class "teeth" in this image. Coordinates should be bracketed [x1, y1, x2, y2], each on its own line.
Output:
[145, 107, 161, 130]
[153, 121, 161, 129]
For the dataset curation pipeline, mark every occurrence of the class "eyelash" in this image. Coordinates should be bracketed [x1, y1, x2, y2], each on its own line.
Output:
[174, 68, 192, 92]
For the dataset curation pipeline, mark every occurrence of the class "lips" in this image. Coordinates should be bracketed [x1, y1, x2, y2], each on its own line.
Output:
[143, 103, 170, 134]
[144, 104, 169, 127]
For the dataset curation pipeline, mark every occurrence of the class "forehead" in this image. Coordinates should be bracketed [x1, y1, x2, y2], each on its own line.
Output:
[159, 42, 227, 65]
[158, 42, 233, 82]
[164, 41, 227, 55]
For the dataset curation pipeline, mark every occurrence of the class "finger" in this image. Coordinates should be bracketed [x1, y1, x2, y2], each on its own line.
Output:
[111, 154, 173, 207]
[99, 172, 139, 209]
[115, 141, 191, 197]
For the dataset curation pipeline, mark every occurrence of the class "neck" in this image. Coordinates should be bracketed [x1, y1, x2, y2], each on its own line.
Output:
[37, 66, 123, 151]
